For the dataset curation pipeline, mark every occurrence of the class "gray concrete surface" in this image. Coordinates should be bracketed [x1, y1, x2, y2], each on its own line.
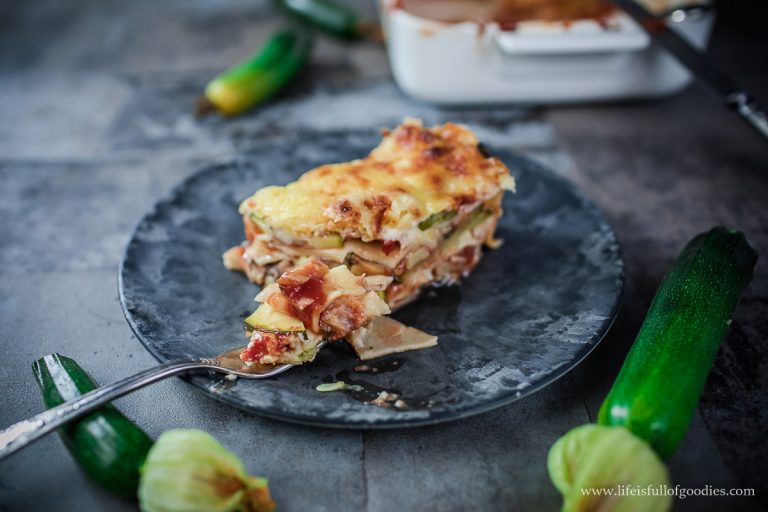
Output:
[1, 0, 766, 510]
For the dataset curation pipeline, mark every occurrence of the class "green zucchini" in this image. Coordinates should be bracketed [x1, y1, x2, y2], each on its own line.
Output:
[245, 304, 307, 333]
[199, 26, 312, 117]
[418, 210, 457, 231]
[598, 226, 757, 458]
[442, 208, 493, 251]
[250, 213, 272, 233]
[33, 354, 154, 497]
[308, 233, 344, 249]
[276, 0, 374, 40]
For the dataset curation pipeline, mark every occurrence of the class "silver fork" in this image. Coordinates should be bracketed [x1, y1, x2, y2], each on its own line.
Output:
[0, 343, 322, 460]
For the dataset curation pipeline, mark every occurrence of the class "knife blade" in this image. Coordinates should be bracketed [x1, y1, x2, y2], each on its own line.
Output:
[611, 0, 768, 140]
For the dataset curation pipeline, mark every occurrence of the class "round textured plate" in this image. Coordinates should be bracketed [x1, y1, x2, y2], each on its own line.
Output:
[119, 130, 624, 429]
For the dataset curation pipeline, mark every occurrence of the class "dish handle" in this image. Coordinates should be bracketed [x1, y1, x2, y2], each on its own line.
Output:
[492, 18, 649, 56]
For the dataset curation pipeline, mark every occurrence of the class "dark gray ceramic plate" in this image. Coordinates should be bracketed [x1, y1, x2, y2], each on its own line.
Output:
[119, 130, 624, 429]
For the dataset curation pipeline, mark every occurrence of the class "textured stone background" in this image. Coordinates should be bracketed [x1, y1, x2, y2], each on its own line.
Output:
[0, 0, 766, 511]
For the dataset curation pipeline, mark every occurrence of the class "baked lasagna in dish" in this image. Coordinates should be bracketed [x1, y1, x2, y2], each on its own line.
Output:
[224, 118, 515, 312]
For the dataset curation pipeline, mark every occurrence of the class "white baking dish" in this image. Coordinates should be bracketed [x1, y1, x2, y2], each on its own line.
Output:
[378, 0, 714, 104]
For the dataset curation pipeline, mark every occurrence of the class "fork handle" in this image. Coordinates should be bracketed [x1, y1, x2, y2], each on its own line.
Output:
[0, 359, 208, 460]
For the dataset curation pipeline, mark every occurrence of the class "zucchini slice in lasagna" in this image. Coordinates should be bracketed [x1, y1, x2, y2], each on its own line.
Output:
[241, 259, 391, 365]
[224, 117, 515, 311]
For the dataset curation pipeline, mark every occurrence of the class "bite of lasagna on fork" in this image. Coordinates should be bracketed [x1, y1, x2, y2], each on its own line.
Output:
[239, 259, 393, 365]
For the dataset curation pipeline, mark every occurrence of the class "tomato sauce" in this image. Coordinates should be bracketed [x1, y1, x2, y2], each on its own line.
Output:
[382, 240, 400, 256]
[240, 331, 291, 363]
[277, 260, 329, 331]
[398, 0, 616, 25]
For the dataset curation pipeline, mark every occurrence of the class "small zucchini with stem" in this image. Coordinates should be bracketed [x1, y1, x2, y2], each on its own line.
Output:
[598, 226, 757, 457]
[549, 226, 757, 511]
[199, 26, 312, 117]
[33, 354, 154, 497]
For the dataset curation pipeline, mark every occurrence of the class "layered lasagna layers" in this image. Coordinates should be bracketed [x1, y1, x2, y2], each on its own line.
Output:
[224, 118, 515, 310]
[241, 259, 391, 365]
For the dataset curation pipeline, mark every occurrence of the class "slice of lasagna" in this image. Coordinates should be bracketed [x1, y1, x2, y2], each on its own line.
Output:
[224, 118, 515, 311]
[240, 259, 392, 365]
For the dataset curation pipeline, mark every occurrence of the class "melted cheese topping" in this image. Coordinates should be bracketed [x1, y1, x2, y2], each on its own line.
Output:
[239, 118, 514, 243]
